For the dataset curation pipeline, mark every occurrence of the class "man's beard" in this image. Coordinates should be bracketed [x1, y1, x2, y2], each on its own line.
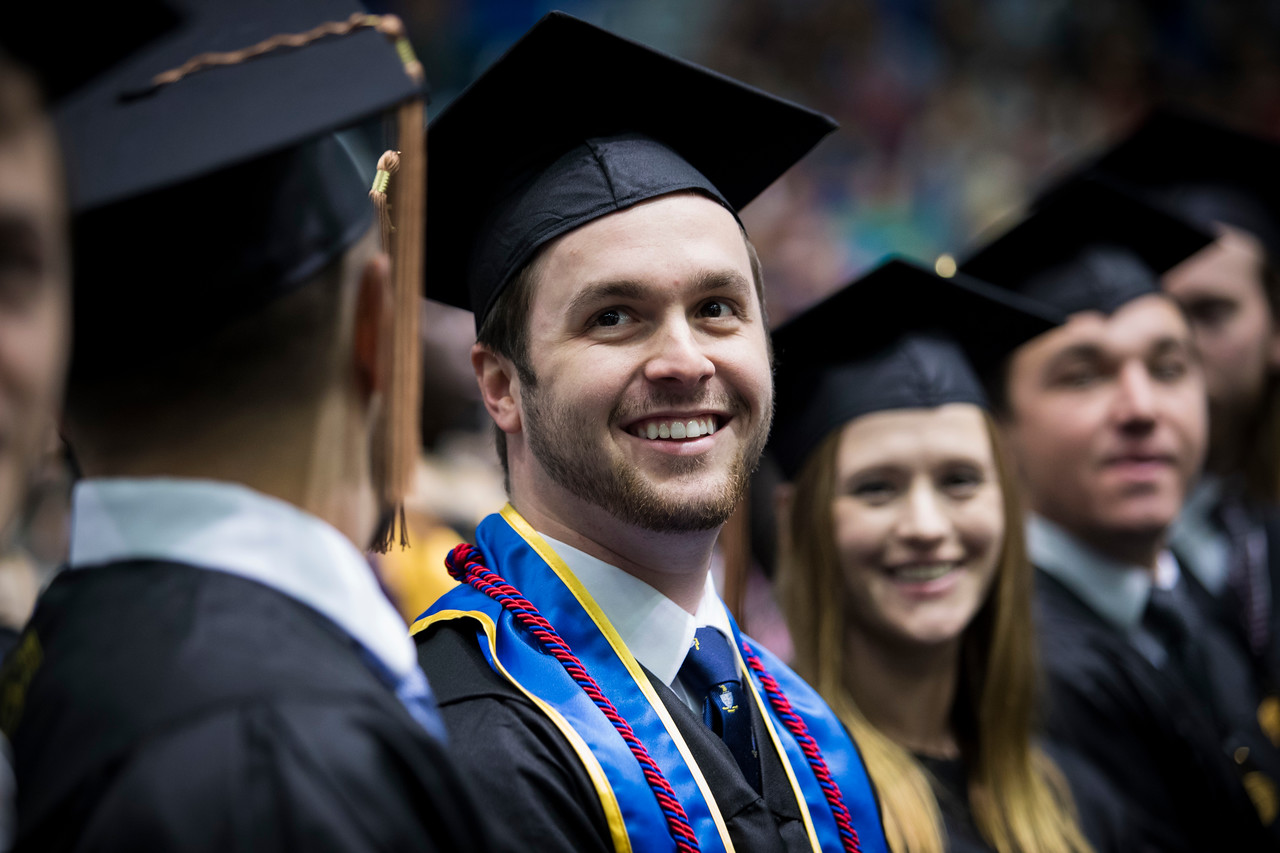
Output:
[522, 378, 771, 533]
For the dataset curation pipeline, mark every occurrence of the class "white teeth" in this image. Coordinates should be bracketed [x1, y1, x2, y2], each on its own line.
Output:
[892, 563, 954, 582]
[633, 416, 722, 441]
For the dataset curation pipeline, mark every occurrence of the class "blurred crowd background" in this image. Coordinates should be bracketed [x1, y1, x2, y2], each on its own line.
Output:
[10, 0, 1280, 639]
[359, 0, 1280, 639]
[395, 0, 1280, 326]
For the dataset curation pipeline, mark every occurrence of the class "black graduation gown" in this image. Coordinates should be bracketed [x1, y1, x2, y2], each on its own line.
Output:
[1206, 501, 1280, 683]
[914, 754, 992, 853]
[1172, 562, 1280, 798]
[1, 560, 500, 853]
[1035, 570, 1274, 852]
[1263, 511, 1280, 677]
[1176, 503, 1280, 712]
[911, 742, 1129, 853]
[417, 618, 812, 853]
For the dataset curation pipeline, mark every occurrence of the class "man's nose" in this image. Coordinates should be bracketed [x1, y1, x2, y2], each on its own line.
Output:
[1112, 361, 1157, 432]
[643, 317, 715, 387]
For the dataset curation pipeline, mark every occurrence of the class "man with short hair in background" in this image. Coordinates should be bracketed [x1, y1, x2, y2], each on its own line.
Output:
[962, 177, 1276, 852]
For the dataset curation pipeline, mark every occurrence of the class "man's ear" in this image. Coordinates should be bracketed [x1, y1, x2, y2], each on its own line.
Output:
[353, 251, 392, 401]
[472, 343, 523, 436]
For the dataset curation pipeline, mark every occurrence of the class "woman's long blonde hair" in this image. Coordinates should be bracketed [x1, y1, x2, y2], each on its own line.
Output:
[778, 412, 1093, 853]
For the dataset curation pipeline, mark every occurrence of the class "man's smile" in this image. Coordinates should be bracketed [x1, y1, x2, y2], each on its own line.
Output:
[625, 413, 723, 440]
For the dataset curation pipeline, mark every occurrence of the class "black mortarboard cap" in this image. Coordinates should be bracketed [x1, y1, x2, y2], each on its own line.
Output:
[424, 11, 838, 326]
[768, 258, 1061, 480]
[959, 177, 1213, 317]
[1, 3, 181, 102]
[59, 0, 423, 379]
[1089, 108, 1280, 260]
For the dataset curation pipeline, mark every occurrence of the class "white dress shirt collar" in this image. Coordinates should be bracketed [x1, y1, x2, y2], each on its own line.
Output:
[539, 534, 732, 689]
[1168, 475, 1231, 595]
[1027, 514, 1178, 633]
[69, 477, 415, 678]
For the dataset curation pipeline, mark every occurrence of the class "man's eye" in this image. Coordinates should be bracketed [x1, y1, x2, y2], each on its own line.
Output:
[1185, 298, 1236, 328]
[594, 308, 633, 328]
[1053, 366, 1101, 388]
[698, 299, 734, 319]
[1151, 358, 1188, 382]
[0, 247, 43, 310]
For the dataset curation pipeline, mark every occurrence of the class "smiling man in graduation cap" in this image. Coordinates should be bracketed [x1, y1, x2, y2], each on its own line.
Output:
[0, 2, 499, 851]
[960, 177, 1277, 851]
[410, 12, 888, 853]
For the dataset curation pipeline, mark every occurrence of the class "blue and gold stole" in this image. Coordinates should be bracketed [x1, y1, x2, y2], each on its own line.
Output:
[412, 506, 888, 853]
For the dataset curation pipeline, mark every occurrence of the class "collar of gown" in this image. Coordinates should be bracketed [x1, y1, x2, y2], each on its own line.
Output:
[68, 477, 416, 678]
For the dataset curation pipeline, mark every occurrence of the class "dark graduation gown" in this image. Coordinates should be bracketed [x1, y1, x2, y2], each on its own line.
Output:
[911, 742, 1130, 853]
[1263, 510, 1280, 677]
[915, 755, 993, 853]
[1174, 561, 1280, 811]
[418, 618, 811, 853]
[1035, 570, 1274, 852]
[1190, 499, 1280, 687]
[1, 560, 499, 853]
[1173, 497, 1280, 756]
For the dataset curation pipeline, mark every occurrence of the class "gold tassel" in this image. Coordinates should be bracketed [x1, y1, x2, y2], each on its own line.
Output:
[369, 15, 425, 552]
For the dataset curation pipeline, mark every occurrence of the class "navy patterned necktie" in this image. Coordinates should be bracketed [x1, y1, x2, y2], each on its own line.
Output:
[1144, 584, 1216, 718]
[679, 627, 761, 793]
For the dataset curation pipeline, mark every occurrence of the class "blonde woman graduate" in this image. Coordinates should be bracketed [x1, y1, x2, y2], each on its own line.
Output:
[770, 258, 1126, 853]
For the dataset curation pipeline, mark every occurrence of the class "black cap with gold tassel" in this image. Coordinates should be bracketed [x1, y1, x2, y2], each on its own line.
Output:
[54, 0, 427, 550]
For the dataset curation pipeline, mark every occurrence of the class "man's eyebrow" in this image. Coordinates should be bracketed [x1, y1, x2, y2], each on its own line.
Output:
[563, 269, 753, 317]
[1149, 336, 1194, 358]
[564, 279, 648, 317]
[1046, 342, 1106, 366]
[690, 268, 752, 296]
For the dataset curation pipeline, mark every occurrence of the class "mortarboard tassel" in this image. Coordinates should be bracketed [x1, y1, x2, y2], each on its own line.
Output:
[368, 15, 425, 553]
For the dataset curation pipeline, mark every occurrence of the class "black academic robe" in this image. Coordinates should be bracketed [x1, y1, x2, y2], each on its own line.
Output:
[915, 754, 993, 853]
[1173, 563, 1280, 796]
[1035, 570, 1274, 852]
[911, 742, 1129, 853]
[1213, 501, 1280, 682]
[1264, 511, 1280, 676]
[417, 618, 813, 853]
[1184, 508, 1280, 691]
[2, 560, 499, 853]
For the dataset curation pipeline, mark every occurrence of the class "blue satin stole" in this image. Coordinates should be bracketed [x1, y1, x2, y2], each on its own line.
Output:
[412, 506, 888, 853]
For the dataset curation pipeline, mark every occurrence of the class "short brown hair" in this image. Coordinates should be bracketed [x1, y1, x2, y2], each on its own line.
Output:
[64, 238, 357, 464]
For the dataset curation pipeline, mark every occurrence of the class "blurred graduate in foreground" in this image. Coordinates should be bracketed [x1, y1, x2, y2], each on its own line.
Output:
[0, 2, 499, 850]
